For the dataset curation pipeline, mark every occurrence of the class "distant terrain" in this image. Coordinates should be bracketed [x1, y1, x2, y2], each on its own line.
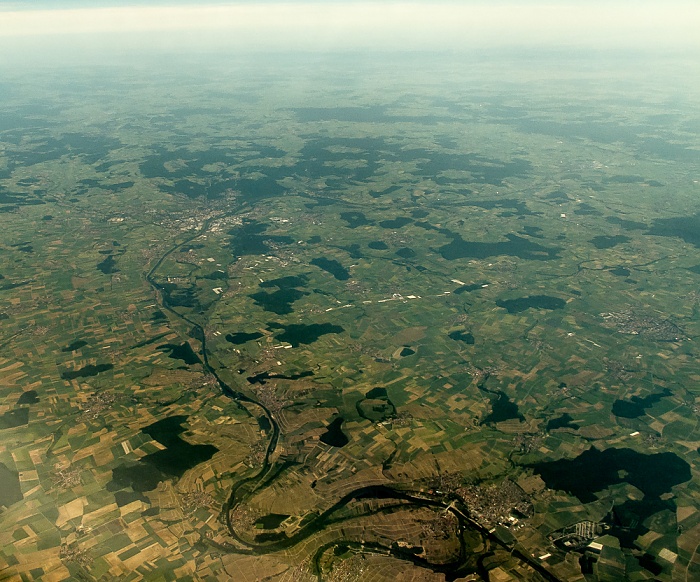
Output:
[1, 52, 699, 581]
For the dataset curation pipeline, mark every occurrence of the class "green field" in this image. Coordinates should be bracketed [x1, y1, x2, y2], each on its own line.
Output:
[1, 47, 700, 581]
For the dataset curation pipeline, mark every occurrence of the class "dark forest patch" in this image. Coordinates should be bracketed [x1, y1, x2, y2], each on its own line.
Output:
[546, 413, 579, 431]
[62, 340, 88, 352]
[0, 409, 29, 430]
[529, 447, 691, 548]
[311, 257, 349, 280]
[157, 342, 201, 366]
[448, 330, 475, 344]
[395, 247, 416, 259]
[268, 322, 344, 347]
[496, 295, 566, 314]
[379, 217, 412, 229]
[61, 363, 114, 380]
[340, 211, 372, 229]
[17, 390, 39, 405]
[647, 213, 700, 248]
[606, 216, 647, 230]
[226, 331, 264, 345]
[590, 235, 630, 249]
[612, 389, 671, 419]
[481, 391, 524, 425]
[0, 463, 22, 507]
[229, 219, 294, 257]
[439, 233, 560, 261]
[109, 416, 217, 492]
[96, 255, 119, 274]
[319, 417, 349, 447]
[250, 276, 308, 315]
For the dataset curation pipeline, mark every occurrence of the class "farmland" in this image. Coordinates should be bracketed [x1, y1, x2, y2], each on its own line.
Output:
[1, 52, 700, 580]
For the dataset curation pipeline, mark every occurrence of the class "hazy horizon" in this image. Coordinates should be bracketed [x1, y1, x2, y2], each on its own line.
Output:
[2, 3, 700, 582]
[1, 1, 699, 67]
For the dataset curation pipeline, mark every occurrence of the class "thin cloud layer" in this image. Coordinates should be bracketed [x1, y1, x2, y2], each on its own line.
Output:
[0, 2, 698, 52]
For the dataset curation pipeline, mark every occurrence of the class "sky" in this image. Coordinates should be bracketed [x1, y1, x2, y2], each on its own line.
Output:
[0, 1, 698, 62]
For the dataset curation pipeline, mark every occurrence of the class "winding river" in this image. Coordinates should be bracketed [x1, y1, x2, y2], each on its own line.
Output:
[145, 215, 562, 582]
